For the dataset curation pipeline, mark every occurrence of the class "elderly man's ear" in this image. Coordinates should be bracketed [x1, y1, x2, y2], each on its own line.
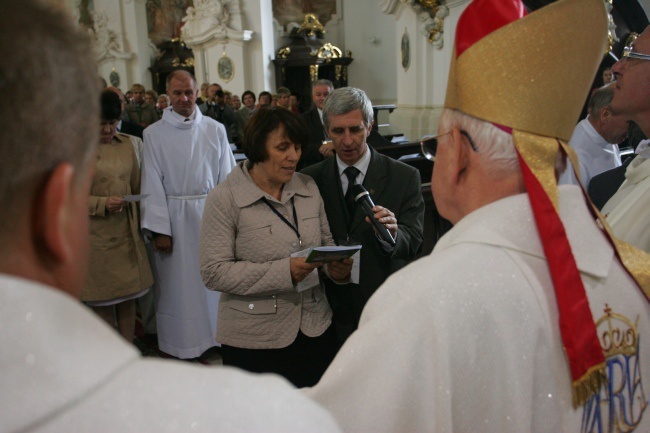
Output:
[449, 128, 472, 182]
[33, 164, 77, 265]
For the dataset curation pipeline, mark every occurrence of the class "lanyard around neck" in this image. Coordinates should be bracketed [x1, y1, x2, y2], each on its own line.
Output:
[261, 196, 301, 247]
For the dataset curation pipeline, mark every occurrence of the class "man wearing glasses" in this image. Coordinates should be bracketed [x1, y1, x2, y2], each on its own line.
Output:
[305, 0, 649, 432]
[601, 28, 650, 253]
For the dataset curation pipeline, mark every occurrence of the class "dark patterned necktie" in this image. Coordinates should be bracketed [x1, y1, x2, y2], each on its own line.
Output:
[344, 166, 360, 219]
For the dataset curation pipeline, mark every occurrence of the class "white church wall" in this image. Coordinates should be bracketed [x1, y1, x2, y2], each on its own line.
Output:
[342, 0, 397, 105]
[386, 0, 469, 142]
[239, 0, 276, 95]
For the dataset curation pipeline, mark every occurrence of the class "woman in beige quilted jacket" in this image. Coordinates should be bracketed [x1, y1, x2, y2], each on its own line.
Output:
[200, 107, 352, 387]
[82, 90, 153, 342]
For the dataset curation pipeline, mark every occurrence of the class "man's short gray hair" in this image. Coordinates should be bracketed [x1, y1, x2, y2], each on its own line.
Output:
[312, 79, 334, 91]
[0, 0, 99, 229]
[322, 87, 374, 130]
[439, 109, 520, 176]
[276, 86, 291, 96]
[439, 109, 569, 178]
[587, 83, 614, 119]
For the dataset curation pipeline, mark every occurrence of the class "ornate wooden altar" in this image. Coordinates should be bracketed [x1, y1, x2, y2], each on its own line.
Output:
[272, 14, 353, 113]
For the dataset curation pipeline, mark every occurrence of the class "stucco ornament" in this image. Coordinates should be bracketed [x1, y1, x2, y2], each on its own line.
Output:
[181, 0, 251, 46]
[403, 0, 449, 48]
[91, 11, 133, 62]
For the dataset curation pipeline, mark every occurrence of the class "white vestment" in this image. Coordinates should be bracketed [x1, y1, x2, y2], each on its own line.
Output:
[141, 108, 236, 359]
[0, 274, 342, 433]
[559, 118, 621, 188]
[601, 154, 650, 253]
[306, 186, 649, 433]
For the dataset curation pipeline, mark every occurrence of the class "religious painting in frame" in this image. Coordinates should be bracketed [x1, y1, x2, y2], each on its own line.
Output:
[217, 55, 234, 83]
[401, 28, 410, 71]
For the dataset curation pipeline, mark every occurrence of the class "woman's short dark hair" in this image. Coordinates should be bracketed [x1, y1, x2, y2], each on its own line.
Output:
[243, 107, 309, 165]
[101, 89, 122, 121]
[242, 90, 256, 102]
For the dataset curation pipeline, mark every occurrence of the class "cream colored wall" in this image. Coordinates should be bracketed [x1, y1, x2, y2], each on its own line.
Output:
[387, 1, 470, 141]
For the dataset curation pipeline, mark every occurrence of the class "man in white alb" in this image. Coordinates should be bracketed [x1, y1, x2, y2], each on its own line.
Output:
[141, 70, 236, 359]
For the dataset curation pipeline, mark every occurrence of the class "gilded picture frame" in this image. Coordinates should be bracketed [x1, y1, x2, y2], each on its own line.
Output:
[217, 55, 234, 83]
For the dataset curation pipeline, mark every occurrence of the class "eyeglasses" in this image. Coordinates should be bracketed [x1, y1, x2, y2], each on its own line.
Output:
[420, 130, 478, 161]
[621, 45, 650, 63]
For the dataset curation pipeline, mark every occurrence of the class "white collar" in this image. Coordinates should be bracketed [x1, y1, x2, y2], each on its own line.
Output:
[336, 145, 372, 177]
[163, 106, 200, 129]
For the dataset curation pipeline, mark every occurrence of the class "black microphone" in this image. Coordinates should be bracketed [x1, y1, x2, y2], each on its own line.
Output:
[351, 184, 396, 247]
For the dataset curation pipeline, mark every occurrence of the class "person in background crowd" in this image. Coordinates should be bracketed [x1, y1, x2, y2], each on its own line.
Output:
[290, 92, 302, 115]
[144, 89, 158, 107]
[200, 107, 352, 387]
[198, 82, 209, 105]
[0, 2, 342, 431]
[157, 93, 170, 114]
[299, 79, 335, 170]
[124, 83, 159, 128]
[205, 89, 236, 143]
[140, 70, 237, 359]
[232, 94, 241, 111]
[84, 90, 153, 343]
[277, 87, 291, 109]
[106, 86, 145, 140]
[603, 67, 614, 84]
[305, 1, 650, 431]
[235, 90, 258, 149]
[558, 83, 628, 187]
[259, 91, 272, 108]
[223, 90, 233, 107]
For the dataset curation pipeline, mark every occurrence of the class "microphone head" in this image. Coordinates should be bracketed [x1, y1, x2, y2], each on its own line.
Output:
[351, 184, 369, 202]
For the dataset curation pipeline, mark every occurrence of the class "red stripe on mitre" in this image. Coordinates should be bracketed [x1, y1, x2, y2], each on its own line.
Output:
[456, 0, 527, 57]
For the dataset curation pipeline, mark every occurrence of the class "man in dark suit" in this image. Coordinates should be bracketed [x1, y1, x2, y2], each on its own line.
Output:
[299, 79, 335, 170]
[107, 87, 145, 139]
[302, 87, 425, 345]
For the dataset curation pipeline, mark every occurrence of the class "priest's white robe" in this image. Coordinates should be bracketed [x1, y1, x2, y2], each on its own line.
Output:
[601, 154, 650, 253]
[0, 274, 342, 433]
[306, 186, 650, 433]
[141, 108, 236, 359]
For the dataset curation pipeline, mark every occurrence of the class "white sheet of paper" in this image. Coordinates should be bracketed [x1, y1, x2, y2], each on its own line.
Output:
[350, 250, 360, 284]
[290, 248, 320, 292]
[123, 194, 149, 202]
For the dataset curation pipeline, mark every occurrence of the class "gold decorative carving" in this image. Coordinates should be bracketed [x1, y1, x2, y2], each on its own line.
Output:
[297, 13, 325, 38]
[310, 65, 319, 82]
[316, 43, 342, 63]
[604, 0, 619, 54]
[277, 47, 291, 59]
[402, 0, 449, 49]
[342, 66, 348, 82]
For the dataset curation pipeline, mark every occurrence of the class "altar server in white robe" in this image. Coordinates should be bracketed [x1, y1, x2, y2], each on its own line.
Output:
[305, 0, 650, 432]
[141, 70, 236, 359]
